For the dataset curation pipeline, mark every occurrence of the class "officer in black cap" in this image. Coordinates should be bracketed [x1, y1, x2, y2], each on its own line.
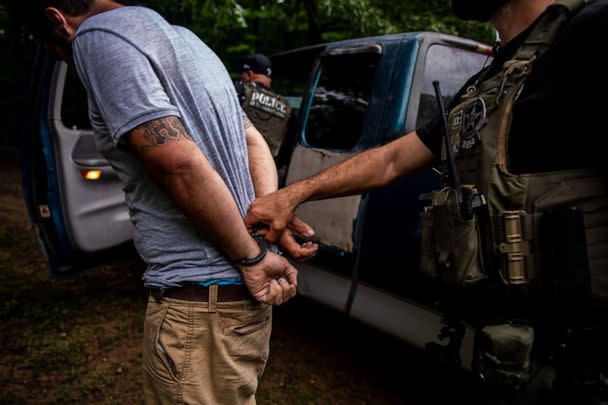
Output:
[234, 53, 292, 162]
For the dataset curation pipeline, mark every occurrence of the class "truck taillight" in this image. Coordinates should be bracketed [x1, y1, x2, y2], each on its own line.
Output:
[81, 169, 102, 181]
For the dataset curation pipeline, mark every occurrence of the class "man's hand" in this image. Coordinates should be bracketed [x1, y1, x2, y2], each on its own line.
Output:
[239, 251, 298, 305]
[249, 214, 317, 262]
[245, 188, 314, 242]
[277, 229, 318, 263]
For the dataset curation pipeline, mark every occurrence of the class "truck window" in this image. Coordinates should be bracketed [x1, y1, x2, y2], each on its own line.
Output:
[416, 44, 488, 129]
[304, 53, 379, 150]
[61, 70, 92, 131]
[271, 48, 322, 118]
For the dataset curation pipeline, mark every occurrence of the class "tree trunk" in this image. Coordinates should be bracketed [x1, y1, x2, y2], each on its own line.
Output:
[304, 0, 322, 44]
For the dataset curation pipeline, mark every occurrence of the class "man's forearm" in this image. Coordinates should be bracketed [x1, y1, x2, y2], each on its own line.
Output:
[157, 158, 260, 262]
[245, 117, 278, 197]
[287, 131, 435, 206]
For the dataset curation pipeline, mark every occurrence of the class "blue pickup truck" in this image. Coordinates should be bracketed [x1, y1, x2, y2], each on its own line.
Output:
[22, 31, 494, 381]
[271, 32, 491, 364]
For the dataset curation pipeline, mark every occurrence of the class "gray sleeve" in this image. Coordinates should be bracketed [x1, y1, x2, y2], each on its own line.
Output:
[72, 30, 180, 145]
[240, 106, 249, 129]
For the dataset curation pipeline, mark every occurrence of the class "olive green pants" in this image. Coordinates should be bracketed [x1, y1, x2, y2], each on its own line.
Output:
[142, 292, 272, 404]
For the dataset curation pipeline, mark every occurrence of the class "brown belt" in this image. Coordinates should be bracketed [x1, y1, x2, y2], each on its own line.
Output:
[149, 284, 253, 303]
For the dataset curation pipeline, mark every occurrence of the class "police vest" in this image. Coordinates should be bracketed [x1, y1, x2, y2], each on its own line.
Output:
[241, 82, 292, 158]
[421, 0, 608, 304]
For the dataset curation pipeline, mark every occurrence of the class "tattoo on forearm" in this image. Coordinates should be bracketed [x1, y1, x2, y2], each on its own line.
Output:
[244, 116, 253, 129]
[139, 116, 193, 151]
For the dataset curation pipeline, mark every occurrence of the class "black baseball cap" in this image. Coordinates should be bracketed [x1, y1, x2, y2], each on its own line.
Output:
[240, 53, 272, 77]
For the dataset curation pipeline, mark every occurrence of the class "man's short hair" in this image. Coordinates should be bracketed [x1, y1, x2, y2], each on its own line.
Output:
[31, 0, 94, 38]
[240, 54, 272, 78]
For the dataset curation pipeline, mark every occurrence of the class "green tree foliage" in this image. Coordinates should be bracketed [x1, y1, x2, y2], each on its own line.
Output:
[0, 0, 38, 147]
[316, 0, 395, 42]
[180, 0, 310, 69]
[0, 0, 494, 147]
[374, 0, 495, 43]
[179, 0, 493, 69]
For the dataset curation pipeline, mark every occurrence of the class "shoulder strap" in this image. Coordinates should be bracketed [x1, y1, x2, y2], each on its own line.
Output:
[554, 0, 591, 13]
[513, 0, 591, 61]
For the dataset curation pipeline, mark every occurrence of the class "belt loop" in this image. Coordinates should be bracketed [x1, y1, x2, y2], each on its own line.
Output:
[152, 288, 164, 304]
[208, 285, 218, 313]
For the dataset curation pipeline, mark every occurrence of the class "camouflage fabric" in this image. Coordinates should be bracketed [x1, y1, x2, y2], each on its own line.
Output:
[241, 81, 292, 158]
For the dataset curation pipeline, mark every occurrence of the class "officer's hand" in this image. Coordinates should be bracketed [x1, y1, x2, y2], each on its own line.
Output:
[277, 229, 318, 263]
[245, 188, 314, 242]
[239, 251, 298, 305]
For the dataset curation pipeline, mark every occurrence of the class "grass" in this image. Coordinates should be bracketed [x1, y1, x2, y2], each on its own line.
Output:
[0, 164, 146, 403]
[0, 256, 146, 404]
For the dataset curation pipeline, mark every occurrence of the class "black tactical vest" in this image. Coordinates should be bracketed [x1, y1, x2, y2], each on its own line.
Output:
[241, 81, 292, 158]
[420, 0, 608, 304]
[418, 0, 608, 387]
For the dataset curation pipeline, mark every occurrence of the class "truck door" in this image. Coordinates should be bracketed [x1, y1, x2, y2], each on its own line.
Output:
[21, 54, 134, 278]
[354, 35, 492, 303]
[284, 45, 382, 278]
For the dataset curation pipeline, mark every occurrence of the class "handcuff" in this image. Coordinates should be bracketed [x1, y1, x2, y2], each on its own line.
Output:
[235, 233, 267, 266]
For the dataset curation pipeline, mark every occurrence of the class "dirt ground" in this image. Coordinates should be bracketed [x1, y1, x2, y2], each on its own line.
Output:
[0, 157, 476, 405]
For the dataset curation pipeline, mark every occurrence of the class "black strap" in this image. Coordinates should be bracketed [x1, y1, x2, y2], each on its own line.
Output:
[236, 235, 268, 266]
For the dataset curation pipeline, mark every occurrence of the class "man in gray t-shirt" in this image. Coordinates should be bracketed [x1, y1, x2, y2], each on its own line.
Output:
[32, 0, 317, 403]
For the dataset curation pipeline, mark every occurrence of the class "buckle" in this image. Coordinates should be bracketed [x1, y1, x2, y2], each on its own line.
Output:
[498, 210, 529, 284]
[150, 288, 165, 303]
[496, 57, 535, 104]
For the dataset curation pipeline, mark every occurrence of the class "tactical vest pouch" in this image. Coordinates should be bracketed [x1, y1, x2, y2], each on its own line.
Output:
[532, 176, 608, 304]
[476, 324, 534, 387]
[540, 206, 592, 317]
[420, 187, 486, 287]
[494, 210, 533, 285]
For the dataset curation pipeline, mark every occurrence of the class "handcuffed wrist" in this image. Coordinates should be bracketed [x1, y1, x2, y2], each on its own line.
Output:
[236, 235, 267, 266]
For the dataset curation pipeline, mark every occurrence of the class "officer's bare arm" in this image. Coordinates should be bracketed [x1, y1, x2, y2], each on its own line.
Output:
[246, 131, 435, 241]
[294, 130, 434, 199]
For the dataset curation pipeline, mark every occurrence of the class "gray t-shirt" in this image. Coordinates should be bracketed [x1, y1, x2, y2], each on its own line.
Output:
[72, 6, 255, 288]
